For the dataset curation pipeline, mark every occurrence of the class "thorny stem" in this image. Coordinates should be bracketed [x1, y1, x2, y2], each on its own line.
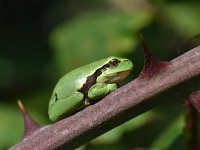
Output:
[10, 45, 200, 150]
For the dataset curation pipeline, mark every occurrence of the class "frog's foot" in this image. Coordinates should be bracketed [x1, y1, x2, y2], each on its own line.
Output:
[84, 98, 90, 106]
[88, 83, 117, 102]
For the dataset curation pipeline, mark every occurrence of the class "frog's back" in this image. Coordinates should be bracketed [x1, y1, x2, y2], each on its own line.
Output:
[53, 57, 110, 95]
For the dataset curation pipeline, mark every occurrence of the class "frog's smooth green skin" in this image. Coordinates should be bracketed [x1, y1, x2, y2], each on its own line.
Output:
[48, 56, 133, 122]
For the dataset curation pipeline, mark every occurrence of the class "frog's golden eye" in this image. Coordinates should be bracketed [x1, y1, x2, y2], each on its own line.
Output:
[109, 59, 120, 66]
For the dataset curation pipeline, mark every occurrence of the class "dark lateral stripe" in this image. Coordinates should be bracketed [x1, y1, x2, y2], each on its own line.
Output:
[78, 63, 111, 100]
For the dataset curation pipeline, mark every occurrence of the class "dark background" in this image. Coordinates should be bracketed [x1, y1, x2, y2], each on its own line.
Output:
[0, 0, 200, 149]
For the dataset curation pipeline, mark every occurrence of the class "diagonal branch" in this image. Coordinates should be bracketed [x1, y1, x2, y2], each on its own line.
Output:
[10, 45, 200, 150]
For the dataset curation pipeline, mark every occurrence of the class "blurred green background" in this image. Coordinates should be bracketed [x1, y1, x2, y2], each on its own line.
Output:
[0, 0, 200, 149]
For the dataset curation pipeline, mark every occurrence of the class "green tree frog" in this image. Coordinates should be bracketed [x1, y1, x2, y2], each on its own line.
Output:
[48, 56, 133, 122]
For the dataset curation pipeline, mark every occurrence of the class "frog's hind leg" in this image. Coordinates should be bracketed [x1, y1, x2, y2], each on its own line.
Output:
[48, 92, 84, 122]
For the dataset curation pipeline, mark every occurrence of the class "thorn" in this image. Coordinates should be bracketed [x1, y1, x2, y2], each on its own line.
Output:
[138, 34, 171, 79]
[17, 100, 26, 113]
[17, 100, 42, 138]
[139, 34, 149, 55]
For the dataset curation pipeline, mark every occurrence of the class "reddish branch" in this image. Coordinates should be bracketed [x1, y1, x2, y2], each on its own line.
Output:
[10, 43, 200, 149]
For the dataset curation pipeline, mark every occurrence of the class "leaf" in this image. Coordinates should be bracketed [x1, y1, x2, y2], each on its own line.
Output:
[163, 2, 200, 36]
[0, 103, 23, 149]
[50, 9, 152, 73]
[91, 111, 156, 145]
[149, 114, 186, 150]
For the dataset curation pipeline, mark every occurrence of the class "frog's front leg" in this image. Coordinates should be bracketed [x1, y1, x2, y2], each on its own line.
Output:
[48, 92, 84, 122]
[88, 83, 118, 101]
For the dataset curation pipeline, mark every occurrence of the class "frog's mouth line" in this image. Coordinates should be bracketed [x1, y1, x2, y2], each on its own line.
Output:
[108, 69, 133, 83]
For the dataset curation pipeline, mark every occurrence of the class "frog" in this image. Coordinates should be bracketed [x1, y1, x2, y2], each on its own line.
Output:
[48, 56, 133, 122]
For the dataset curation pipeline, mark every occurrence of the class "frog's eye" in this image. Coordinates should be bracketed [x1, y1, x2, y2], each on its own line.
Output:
[109, 59, 120, 66]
